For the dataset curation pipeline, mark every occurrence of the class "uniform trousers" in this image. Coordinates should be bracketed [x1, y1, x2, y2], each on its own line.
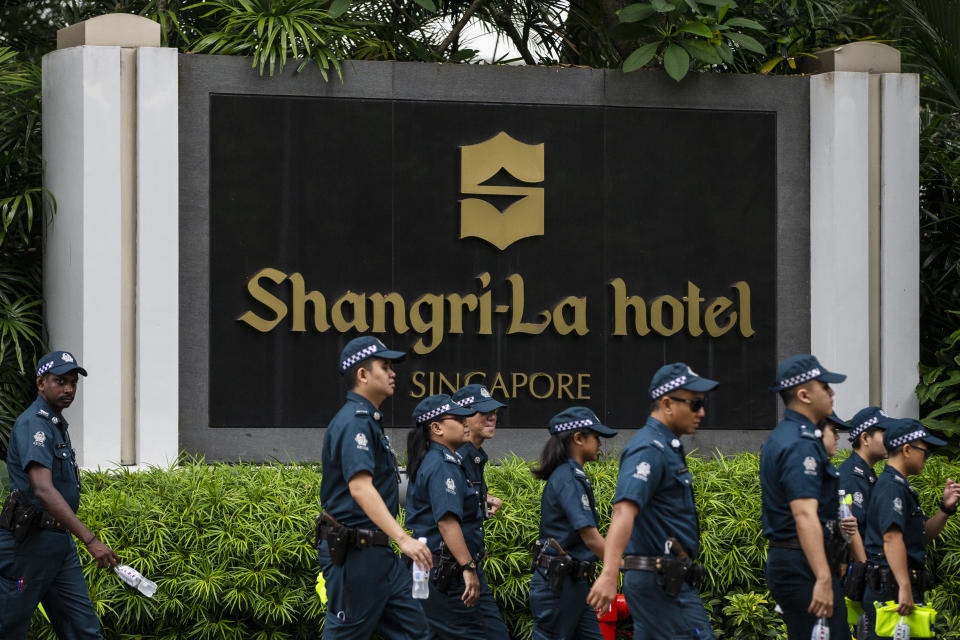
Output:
[0, 529, 102, 640]
[622, 569, 715, 640]
[529, 571, 602, 640]
[765, 547, 847, 640]
[418, 564, 509, 640]
[318, 541, 430, 640]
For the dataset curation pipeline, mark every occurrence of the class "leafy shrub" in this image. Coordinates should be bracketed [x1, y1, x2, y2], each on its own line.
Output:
[918, 320, 960, 449]
[23, 452, 960, 639]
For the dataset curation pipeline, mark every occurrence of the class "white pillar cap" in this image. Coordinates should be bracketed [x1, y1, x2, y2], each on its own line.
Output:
[57, 14, 161, 50]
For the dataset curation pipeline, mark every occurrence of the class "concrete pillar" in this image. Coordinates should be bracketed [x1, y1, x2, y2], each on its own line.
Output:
[42, 14, 179, 468]
[809, 42, 919, 419]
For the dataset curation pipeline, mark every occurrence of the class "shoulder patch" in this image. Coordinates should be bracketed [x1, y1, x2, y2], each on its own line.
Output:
[354, 432, 369, 450]
[445, 478, 457, 494]
[632, 461, 652, 481]
[853, 491, 864, 506]
[893, 497, 903, 513]
[32, 430, 46, 446]
[581, 494, 590, 510]
[803, 456, 818, 475]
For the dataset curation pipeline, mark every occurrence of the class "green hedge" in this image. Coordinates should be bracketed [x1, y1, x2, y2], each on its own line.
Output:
[24, 452, 960, 640]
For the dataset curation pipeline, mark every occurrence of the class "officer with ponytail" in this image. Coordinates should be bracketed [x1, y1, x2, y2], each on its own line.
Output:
[530, 407, 617, 640]
[405, 394, 490, 639]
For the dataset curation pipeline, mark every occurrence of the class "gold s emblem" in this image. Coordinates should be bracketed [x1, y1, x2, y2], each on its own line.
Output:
[460, 132, 544, 250]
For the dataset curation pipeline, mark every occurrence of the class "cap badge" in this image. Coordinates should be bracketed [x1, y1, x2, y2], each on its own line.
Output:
[61, 353, 73, 363]
[480, 387, 491, 398]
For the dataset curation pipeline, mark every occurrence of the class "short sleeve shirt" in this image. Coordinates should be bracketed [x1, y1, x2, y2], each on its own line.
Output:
[614, 417, 700, 559]
[864, 465, 927, 569]
[538, 459, 599, 561]
[838, 451, 877, 537]
[5, 396, 81, 512]
[405, 442, 484, 559]
[320, 392, 400, 528]
[760, 409, 840, 540]
[458, 441, 489, 544]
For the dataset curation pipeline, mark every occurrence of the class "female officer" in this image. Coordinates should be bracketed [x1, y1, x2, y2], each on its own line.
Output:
[530, 406, 617, 640]
[405, 394, 487, 639]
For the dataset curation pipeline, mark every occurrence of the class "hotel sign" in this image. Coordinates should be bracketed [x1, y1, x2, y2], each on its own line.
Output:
[209, 96, 777, 429]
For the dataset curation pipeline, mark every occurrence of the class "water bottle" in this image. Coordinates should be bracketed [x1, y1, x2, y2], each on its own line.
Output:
[114, 564, 158, 598]
[838, 490, 852, 542]
[411, 537, 429, 599]
[893, 617, 911, 640]
[811, 616, 830, 640]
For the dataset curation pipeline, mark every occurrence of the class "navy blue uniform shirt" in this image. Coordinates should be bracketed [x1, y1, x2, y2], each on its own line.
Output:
[614, 417, 700, 559]
[538, 459, 599, 562]
[6, 396, 80, 512]
[864, 465, 927, 570]
[458, 441, 488, 546]
[406, 442, 484, 559]
[760, 409, 840, 540]
[320, 392, 400, 528]
[838, 451, 877, 537]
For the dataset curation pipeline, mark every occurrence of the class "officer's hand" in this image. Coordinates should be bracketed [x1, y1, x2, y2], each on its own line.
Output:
[461, 568, 479, 606]
[397, 535, 433, 571]
[586, 570, 617, 613]
[896, 583, 915, 616]
[807, 576, 833, 618]
[942, 478, 960, 510]
[86, 538, 120, 569]
[486, 495, 503, 516]
[840, 516, 859, 538]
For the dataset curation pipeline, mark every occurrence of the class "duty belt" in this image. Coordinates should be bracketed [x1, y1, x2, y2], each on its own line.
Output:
[535, 554, 597, 582]
[621, 555, 663, 571]
[768, 537, 803, 550]
[318, 521, 390, 548]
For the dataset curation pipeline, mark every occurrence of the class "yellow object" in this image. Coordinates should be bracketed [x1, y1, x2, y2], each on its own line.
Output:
[874, 601, 937, 638]
[315, 572, 327, 604]
[844, 493, 853, 506]
[38, 603, 50, 622]
[845, 597, 864, 626]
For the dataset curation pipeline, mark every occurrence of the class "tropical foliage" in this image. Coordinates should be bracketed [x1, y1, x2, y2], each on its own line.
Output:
[21, 453, 960, 639]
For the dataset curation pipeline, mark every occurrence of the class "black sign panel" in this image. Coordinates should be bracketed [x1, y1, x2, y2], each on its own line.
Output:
[209, 94, 777, 429]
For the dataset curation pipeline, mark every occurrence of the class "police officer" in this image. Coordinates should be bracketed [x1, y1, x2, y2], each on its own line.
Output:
[450, 383, 510, 640]
[587, 362, 718, 639]
[405, 394, 486, 638]
[840, 407, 892, 541]
[861, 419, 959, 639]
[530, 407, 616, 640]
[760, 354, 848, 639]
[0, 351, 119, 639]
[318, 336, 432, 639]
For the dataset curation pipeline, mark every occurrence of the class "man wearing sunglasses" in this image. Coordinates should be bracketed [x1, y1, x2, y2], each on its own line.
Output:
[860, 419, 960, 638]
[760, 354, 848, 639]
[587, 362, 718, 639]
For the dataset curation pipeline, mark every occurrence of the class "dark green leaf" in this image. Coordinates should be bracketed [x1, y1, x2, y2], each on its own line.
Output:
[681, 38, 722, 64]
[622, 41, 660, 73]
[618, 2, 655, 23]
[412, 0, 437, 12]
[651, 0, 676, 13]
[663, 43, 690, 81]
[677, 22, 714, 38]
[723, 17, 765, 31]
[716, 41, 734, 64]
[725, 31, 765, 54]
[327, 0, 350, 18]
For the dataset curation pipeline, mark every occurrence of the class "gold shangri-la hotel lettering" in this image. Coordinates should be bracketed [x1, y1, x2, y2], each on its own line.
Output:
[238, 270, 755, 354]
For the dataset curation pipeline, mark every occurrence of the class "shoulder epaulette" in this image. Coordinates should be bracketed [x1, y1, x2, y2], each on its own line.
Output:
[443, 452, 461, 465]
[355, 409, 369, 416]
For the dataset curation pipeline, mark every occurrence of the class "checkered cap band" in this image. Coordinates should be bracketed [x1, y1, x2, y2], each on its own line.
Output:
[888, 430, 928, 448]
[849, 416, 879, 438]
[456, 396, 475, 407]
[340, 344, 379, 371]
[777, 368, 821, 390]
[553, 419, 595, 433]
[651, 375, 687, 399]
[417, 403, 453, 424]
[37, 361, 55, 376]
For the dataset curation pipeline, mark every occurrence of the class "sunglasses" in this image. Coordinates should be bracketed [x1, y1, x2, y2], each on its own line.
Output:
[910, 443, 932, 460]
[667, 396, 706, 412]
